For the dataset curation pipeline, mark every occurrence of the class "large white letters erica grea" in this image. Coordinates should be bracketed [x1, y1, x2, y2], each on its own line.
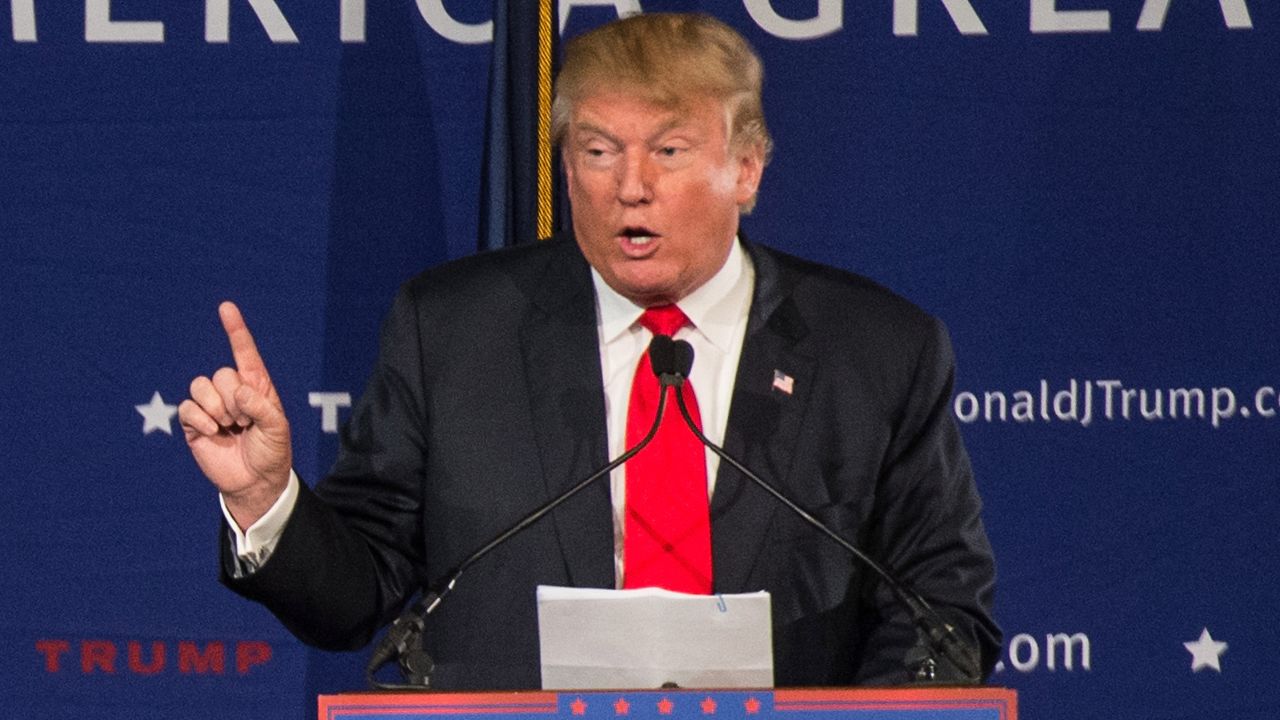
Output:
[4, 0, 1260, 44]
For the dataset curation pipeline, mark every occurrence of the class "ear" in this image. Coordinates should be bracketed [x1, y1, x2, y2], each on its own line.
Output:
[560, 146, 575, 184]
[561, 146, 583, 210]
[733, 142, 765, 207]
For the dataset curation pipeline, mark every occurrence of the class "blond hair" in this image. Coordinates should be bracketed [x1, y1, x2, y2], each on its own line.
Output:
[552, 13, 773, 166]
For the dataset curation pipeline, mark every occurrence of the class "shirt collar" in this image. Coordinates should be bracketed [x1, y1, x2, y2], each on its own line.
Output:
[592, 237, 751, 351]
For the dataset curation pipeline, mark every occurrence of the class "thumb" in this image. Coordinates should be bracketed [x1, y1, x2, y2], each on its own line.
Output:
[233, 383, 288, 435]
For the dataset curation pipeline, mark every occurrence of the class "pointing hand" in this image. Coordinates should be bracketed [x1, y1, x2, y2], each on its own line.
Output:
[179, 302, 293, 530]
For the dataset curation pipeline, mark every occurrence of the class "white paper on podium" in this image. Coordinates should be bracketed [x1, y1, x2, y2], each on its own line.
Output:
[536, 585, 773, 690]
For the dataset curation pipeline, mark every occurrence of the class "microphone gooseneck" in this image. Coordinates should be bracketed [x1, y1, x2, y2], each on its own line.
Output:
[366, 334, 683, 689]
[668, 340, 982, 684]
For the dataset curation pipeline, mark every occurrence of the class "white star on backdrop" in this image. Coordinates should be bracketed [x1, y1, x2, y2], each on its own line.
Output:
[136, 391, 178, 436]
[1184, 628, 1227, 672]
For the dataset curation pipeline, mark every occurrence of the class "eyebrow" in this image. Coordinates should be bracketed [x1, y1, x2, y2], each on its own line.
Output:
[572, 115, 695, 147]
[571, 121, 620, 145]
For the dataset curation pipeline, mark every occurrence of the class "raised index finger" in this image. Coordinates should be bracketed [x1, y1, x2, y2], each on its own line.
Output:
[218, 301, 269, 380]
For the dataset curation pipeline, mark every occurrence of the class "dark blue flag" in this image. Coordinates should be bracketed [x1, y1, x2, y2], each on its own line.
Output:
[479, 0, 561, 250]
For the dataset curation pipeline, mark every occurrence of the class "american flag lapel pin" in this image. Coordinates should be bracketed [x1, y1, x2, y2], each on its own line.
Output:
[771, 369, 794, 395]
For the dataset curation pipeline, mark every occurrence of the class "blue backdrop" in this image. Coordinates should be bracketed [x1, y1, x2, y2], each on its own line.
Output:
[2, 2, 1277, 718]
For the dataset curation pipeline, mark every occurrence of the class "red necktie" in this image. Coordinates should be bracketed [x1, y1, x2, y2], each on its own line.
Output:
[622, 305, 712, 593]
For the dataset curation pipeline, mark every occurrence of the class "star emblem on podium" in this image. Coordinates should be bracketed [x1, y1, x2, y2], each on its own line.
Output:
[613, 697, 630, 715]
[744, 697, 761, 714]
[657, 698, 674, 715]
[700, 696, 717, 714]
[570, 698, 587, 715]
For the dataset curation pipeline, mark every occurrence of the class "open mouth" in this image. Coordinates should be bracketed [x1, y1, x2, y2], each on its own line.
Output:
[620, 226, 659, 246]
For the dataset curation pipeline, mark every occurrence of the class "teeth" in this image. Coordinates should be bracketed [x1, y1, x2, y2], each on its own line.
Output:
[627, 235, 653, 245]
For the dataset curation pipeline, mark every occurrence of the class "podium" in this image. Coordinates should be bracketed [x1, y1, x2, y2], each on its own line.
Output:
[319, 688, 1017, 719]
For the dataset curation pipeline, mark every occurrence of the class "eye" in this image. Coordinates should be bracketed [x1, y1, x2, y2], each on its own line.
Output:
[581, 138, 617, 154]
[579, 143, 617, 166]
[657, 146, 682, 157]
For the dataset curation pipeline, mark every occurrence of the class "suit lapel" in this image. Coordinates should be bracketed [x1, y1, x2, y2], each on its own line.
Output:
[518, 239, 616, 589]
[711, 243, 816, 593]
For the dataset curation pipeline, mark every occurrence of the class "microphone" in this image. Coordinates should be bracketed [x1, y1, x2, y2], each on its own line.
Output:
[668, 339, 983, 684]
[648, 333, 679, 382]
[366, 334, 684, 689]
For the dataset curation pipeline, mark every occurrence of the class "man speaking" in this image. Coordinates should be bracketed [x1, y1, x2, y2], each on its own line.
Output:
[180, 12, 1000, 689]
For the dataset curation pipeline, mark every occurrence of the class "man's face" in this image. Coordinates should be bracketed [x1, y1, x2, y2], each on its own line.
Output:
[563, 91, 764, 307]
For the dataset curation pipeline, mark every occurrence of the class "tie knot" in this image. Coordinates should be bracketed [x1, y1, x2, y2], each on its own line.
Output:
[639, 305, 690, 337]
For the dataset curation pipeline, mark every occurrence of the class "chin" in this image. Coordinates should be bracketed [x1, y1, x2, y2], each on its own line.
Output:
[613, 285, 674, 308]
[606, 271, 675, 305]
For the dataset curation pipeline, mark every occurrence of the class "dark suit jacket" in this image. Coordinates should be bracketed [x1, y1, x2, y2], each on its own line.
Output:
[224, 235, 1000, 689]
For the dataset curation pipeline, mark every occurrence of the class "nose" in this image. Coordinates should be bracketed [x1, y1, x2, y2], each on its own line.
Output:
[616, 150, 653, 205]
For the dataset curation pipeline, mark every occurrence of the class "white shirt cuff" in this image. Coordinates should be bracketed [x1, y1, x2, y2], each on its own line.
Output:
[219, 469, 301, 568]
